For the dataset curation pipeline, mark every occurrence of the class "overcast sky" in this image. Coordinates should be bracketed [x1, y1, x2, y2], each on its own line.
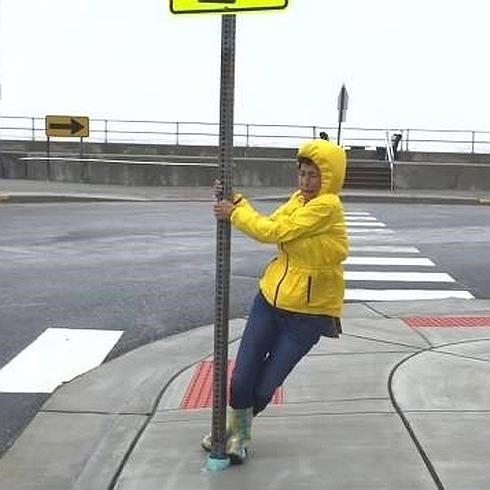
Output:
[1, 0, 489, 132]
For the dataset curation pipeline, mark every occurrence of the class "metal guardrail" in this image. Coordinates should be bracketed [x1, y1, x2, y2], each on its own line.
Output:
[1, 115, 490, 153]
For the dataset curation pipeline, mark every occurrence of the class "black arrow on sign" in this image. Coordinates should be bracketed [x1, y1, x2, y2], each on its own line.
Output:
[49, 118, 84, 134]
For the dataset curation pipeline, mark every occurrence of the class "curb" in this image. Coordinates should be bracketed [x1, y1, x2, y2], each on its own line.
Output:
[0, 192, 485, 206]
[0, 193, 150, 203]
[341, 194, 480, 205]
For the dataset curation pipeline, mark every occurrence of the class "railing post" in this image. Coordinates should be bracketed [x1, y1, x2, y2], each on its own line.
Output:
[312, 126, 317, 138]
[32, 117, 36, 141]
[104, 120, 108, 143]
[471, 130, 475, 153]
[246, 124, 249, 147]
[405, 129, 410, 152]
[176, 122, 180, 145]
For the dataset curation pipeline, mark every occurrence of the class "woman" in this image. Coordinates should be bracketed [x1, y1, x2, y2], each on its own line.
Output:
[204, 138, 348, 464]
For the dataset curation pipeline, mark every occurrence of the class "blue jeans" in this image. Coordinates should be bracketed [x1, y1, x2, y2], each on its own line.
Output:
[230, 293, 335, 415]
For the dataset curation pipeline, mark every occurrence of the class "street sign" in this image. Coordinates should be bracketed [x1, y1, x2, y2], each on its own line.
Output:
[170, 0, 288, 14]
[337, 84, 349, 123]
[336, 84, 348, 144]
[45, 115, 89, 138]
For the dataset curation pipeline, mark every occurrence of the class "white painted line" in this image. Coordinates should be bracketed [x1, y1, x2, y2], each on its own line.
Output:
[349, 235, 404, 243]
[349, 246, 420, 253]
[345, 216, 377, 221]
[0, 246, 38, 256]
[21, 156, 217, 168]
[345, 271, 455, 282]
[345, 212, 371, 216]
[345, 289, 474, 301]
[0, 328, 123, 393]
[348, 229, 394, 234]
[346, 222, 387, 227]
[344, 257, 435, 266]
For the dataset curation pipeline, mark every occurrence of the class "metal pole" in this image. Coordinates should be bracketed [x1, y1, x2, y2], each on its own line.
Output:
[209, 13, 236, 470]
[46, 136, 51, 180]
[336, 119, 342, 145]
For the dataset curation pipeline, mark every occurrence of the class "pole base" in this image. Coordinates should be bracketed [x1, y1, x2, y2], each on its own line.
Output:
[207, 454, 231, 472]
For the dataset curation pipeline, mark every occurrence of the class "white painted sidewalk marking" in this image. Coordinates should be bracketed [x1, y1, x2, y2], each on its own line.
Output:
[0, 328, 123, 393]
[344, 257, 434, 266]
[345, 212, 371, 216]
[345, 289, 474, 301]
[345, 271, 454, 282]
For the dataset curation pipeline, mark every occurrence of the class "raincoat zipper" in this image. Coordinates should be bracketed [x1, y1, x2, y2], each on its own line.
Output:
[273, 247, 289, 307]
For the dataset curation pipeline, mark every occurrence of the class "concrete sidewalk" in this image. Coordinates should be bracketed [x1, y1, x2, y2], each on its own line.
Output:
[1, 299, 490, 489]
[1, 178, 490, 204]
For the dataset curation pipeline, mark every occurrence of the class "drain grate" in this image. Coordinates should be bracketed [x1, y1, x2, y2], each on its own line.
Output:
[181, 359, 283, 409]
[404, 316, 490, 328]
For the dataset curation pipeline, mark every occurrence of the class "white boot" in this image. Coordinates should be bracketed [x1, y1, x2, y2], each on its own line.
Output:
[227, 407, 253, 464]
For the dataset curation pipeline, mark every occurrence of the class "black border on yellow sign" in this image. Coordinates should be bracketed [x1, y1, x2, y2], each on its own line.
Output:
[170, 0, 288, 14]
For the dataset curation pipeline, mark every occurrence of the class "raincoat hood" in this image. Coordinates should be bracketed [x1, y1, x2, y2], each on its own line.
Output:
[297, 139, 346, 195]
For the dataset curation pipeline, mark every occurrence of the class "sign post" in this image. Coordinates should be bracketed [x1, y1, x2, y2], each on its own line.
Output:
[170, 0, 289, 472]
[336, 84, 348, 144]
[207, 13, 236, 472]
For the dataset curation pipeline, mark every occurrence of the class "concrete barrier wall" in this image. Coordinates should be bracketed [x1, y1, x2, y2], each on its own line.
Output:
[2, 146, 490, 191]
[394, 162, 490, 191]
[3, 139, 490, 163]
[0, 154, 298, 187]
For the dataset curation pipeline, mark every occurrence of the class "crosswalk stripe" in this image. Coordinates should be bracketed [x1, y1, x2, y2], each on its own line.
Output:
[348, 245, 420, 253]
[342, 208, 474, 300]
[346, 289, 474, 301]
[345, 216, 378, 221]
[0, 328, 123, 393]
[344, 257, 434, 266]
[346, 222, 387, 227]
[348, 229, 394, 234]
[345, 271, 454, 282]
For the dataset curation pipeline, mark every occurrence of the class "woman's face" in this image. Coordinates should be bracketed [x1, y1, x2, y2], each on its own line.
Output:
[298, 161, 321, 202]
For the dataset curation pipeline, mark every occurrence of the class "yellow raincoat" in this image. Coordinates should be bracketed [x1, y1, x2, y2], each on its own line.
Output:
[231, 139, 348, 317]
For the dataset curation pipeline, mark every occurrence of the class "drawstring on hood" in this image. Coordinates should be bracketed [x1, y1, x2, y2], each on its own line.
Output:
[297, 139, 346, 195]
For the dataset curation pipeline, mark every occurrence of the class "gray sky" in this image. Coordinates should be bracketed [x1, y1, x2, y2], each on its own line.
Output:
[0, 0, 489, 131]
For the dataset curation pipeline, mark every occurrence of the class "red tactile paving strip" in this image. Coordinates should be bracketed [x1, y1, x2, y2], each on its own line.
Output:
[404, 316, 490, 328]
[180, 359, 283, 409]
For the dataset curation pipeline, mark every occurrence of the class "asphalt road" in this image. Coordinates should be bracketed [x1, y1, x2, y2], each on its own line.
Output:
[0, 200, 489, 457]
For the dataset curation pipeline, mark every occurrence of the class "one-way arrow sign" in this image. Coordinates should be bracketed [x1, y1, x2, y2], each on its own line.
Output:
[45, 115, 89, 138]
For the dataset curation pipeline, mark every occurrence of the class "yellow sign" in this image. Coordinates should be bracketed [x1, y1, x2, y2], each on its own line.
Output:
[45, 115, 89, 138]
[170, 0, 288, 14]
